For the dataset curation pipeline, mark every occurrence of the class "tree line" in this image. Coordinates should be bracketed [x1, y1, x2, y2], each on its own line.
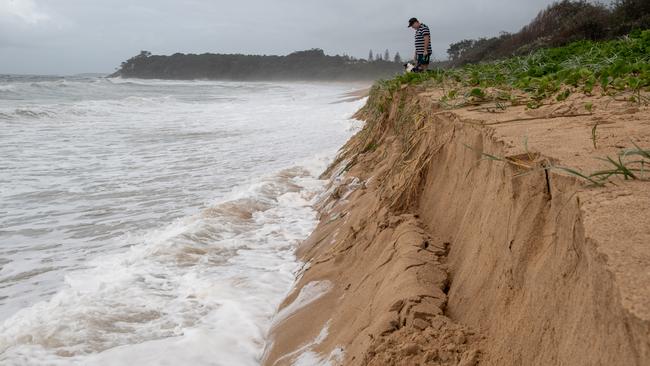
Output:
[368, 50, 403, 63]
[111, 49, 403, 81]
[447, 0, 650, 66]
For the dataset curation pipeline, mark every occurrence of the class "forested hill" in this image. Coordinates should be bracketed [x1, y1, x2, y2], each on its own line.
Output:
[110, 49, 403, 81]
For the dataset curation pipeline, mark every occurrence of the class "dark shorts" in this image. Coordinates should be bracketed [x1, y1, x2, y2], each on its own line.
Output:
[417, 54, 431, 65]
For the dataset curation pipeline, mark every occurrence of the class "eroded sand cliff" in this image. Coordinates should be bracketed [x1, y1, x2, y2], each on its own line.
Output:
[263, 85, 650, 366]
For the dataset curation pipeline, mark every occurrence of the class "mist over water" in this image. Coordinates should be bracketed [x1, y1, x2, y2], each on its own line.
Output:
[0, 76, 364, 365]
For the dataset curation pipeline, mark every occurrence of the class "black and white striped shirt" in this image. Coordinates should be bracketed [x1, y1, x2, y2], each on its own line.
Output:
[415, 23, 432, 55]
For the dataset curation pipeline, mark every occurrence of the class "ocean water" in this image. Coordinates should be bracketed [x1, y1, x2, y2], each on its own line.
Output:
[0, 75, 365, 365]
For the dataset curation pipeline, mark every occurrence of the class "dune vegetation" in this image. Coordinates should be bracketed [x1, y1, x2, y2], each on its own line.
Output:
[371, 30, 650, 112]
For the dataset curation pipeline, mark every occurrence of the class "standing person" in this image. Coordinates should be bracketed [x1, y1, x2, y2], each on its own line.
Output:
[408, 17, 432, 71]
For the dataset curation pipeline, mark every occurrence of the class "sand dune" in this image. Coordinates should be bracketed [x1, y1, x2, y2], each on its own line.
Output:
[263, 84, 650, 365]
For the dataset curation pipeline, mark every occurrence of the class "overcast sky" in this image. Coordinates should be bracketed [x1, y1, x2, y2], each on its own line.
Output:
[0, 0, 563, 75]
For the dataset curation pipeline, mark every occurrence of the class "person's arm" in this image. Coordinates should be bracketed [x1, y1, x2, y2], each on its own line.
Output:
[424, 35, 430, 55]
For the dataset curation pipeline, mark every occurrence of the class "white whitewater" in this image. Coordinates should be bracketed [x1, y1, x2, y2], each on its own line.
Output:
[0, 76, 365, 365]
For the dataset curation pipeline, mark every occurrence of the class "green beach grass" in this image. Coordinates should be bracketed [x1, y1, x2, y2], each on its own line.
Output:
[368, 29, 650, 113]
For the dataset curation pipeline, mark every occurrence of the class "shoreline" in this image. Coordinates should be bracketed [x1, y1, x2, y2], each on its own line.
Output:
[263, 83, 650, 365]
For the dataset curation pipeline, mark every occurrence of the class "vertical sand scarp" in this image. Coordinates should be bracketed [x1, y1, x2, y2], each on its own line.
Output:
[263, 85, 650, 366]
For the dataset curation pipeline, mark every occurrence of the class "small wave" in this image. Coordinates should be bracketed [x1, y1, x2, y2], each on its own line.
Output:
[0, 162, 326, 365]
[0, 107, 58, 120]
[13, 109, 56, 119]
[0, 266, 66, 285]
[107, 77, 227, 87]
[293, 347, 345, 366]
[121, 95, 177, 106]
[272, 281, 333, 326]
[1, 104, 97, 121]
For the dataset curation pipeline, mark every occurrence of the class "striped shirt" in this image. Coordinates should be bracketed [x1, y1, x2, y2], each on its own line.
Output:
[415, 23, 432, 55]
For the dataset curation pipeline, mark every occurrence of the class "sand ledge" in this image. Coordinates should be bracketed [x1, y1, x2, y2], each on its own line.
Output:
[263, 85, 650, 366]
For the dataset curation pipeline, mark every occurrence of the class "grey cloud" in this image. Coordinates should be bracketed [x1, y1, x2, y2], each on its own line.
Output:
[0, 0, 560, 75]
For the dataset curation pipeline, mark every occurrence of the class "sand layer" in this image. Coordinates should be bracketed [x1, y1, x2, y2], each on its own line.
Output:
[263, 85, 650, 366]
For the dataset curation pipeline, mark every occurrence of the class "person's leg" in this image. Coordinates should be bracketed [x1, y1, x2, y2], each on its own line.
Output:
[419, 54, 430, 71]
[417, 55, 430, 71]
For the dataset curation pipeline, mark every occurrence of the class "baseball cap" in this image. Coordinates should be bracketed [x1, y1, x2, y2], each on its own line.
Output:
[408, 17, 418, 27]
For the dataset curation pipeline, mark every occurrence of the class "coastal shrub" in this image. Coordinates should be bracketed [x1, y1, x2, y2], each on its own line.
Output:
[611, 0, 650, 35]
[371, 30, 650, 111]
[447, 0, 650, 66]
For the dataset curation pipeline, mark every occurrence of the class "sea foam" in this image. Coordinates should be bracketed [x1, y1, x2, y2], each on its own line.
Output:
[0, 76, 366, 365]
